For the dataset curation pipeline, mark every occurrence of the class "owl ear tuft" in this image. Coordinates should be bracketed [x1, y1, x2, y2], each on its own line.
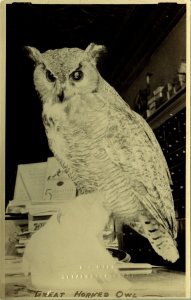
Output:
[85, 43, 107, 64]
[24, 46, 42, 64]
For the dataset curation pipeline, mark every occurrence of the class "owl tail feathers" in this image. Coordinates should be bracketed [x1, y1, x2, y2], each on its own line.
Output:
[151, 238, 179, 263]
[130, 218, 179, 263]
[145, 229, 179, 263]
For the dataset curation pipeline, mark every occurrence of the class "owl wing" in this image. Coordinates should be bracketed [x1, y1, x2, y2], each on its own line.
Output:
[103, 104, 177, 239]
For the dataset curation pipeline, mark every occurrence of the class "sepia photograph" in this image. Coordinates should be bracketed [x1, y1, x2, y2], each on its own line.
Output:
[1, 0, 190, 298]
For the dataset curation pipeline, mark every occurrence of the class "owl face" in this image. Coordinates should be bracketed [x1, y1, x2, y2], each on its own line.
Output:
[25, 44, 106, 106]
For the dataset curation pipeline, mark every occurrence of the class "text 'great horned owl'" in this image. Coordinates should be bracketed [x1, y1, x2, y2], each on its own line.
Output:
[25, 43, 179, 264]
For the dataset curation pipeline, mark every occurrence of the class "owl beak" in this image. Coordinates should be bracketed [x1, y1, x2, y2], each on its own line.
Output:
[58, 89, 64, 103]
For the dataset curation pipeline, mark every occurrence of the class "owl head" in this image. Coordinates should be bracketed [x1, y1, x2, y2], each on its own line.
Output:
[25, 43, 106, 105]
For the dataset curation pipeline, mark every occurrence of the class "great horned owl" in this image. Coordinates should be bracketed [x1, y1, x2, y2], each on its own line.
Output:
[25, 43, 179, 263]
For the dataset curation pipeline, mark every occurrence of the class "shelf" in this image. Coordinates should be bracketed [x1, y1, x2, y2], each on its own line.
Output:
[146, 87, 186, 129]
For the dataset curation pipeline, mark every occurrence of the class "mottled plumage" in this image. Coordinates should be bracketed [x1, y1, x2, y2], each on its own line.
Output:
[26, 43, 179, 263]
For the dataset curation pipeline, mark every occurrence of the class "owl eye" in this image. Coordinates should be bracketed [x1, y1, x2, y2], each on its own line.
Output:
[71, 70, 83, 81]
[46, 69, 56, 82]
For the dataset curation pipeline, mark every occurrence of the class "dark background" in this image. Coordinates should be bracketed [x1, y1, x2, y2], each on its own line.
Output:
[6, 3, 185, 204]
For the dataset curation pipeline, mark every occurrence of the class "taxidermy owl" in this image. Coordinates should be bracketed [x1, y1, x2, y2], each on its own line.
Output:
[25, 43, 179, 265]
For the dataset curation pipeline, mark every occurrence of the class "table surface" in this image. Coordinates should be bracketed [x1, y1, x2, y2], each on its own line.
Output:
[4, 257, 186, 298]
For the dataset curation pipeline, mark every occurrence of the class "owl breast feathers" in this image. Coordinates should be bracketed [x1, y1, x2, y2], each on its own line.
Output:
[26, 43, 179, 263]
